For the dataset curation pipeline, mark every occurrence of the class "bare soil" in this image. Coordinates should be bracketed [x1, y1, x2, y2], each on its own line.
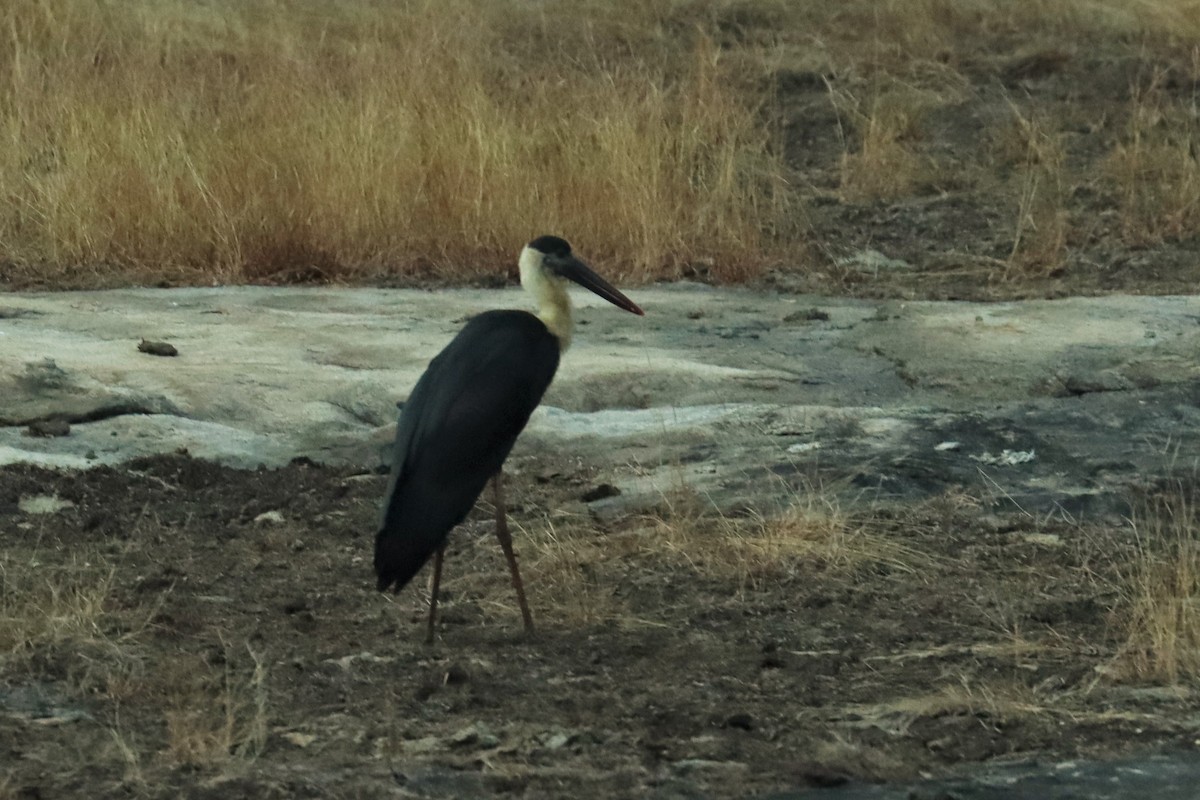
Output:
[2, 454, 1194, 798]
[772, 51, 1200, 302]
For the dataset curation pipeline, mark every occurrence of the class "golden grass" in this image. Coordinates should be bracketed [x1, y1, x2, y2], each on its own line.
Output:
[523, 516, 647, 627]
[0, 551, 127, 663]
[163, 644, 270, 766]
[1105, 72, 1200, 245]
[833, 84, 926, 203]
[1110, 481, 1200, 684]
[0, 548, 156, 708]
[1, 0, 785, 285]
[0, 544, 269, 774]
[5, 0, 1200, 287]
[651, 489, 927, 593]
[878, 679, 1048, 722]
[493, 481, 929, 627]
[999, 103, 1071, 276]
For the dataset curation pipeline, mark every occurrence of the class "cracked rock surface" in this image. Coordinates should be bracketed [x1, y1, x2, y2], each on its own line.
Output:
[1, 286, 1196, 517]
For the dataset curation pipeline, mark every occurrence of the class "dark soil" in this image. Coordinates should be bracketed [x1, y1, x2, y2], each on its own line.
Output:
[1, 454, 1194, 798]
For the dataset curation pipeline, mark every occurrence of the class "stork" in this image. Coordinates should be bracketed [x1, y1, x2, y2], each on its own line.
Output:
[375, 235, 643, 641]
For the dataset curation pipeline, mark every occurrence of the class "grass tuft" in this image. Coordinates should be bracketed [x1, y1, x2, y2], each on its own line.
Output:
[163, 643, 270, 766]
[1110, 480, 1200, 684]
[999, 103, 1071, 276]
[651, 486, 927, 593]
[1104, 72, 1200, 245]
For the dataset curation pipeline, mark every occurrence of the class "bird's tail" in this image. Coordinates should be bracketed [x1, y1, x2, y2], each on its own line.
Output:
[374, 528, 434, 592]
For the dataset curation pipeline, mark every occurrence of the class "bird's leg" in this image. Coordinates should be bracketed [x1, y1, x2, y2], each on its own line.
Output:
[492, 473, 535, 633]
[425, 542, 445, 645]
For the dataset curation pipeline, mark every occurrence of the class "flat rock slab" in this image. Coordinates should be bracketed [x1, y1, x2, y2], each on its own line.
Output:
[771, 752, 1200, 799]
[1, 287, 1197, 516]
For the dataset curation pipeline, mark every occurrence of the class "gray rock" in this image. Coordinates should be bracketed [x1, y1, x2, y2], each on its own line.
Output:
[0, 287, 1196, 520]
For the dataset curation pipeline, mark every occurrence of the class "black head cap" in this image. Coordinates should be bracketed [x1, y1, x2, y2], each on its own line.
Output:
[527, 235, 572, 257]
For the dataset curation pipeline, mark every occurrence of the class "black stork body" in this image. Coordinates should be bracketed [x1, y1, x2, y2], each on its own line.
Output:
[375, 235, 643, 641]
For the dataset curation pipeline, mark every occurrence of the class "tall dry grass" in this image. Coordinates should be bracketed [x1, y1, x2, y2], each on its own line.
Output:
[1111, 481, 1200, 684]
[5, 0, 1200, 287]
[162, 644, 269, 766]
[1105, 72, 1200, 245]
[998, 103, 1071, 276]
[1, 0, 785, 286]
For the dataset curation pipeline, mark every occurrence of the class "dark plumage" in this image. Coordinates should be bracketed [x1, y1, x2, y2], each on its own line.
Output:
[375, 310, 559, 592]
[373, 235, 643, 641]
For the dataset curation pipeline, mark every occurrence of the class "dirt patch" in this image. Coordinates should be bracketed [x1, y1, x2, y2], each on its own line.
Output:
[1, 454, 1195, 798]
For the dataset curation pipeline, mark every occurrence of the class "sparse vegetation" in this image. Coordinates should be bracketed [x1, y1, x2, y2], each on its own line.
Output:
[0, 551, 137, 679]
[650, 487, 926, 592]
[999, 103, 1071, 276]
[3, 0, 1200, 290]
[1105, 74, 1200, 245]
[1, 455, 1197, 795]
[834, 84, 926, 203]
[163, 645, 269, 766]
[1111, 480, 1200, 684]
[511, 489, 926, 625]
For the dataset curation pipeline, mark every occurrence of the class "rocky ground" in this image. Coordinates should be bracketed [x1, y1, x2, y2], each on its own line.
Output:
[1, 285, 1198, 797]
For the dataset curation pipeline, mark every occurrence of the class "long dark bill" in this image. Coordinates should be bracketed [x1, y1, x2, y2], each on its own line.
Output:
[557, 257, 645, 316]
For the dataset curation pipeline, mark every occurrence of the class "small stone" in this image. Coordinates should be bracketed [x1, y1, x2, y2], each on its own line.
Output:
[580, 483, 620, 503]
[443, 663, 470, 685]
[536, 469, 562, 484]
[253, 510, 286, 525]
[542, 730, 577, 750]
[672, 758, 747, 775]
[837, 249, 911, 274]
[283, 732, 317, 748]
[138, 339, 178, 357]
[405, 736, 442, 754]
[450, 722, 499, 749]
[724, 712, 755, 731]
[18, 495, 76, 515]
[782, 308, 830, 323]
[24, 419, 70, 438]
[282, 598, 310, 615]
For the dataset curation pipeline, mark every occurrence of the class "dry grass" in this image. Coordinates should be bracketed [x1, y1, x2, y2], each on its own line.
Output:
[522, 516, 648, 627]
[0, 545, 266, 769]
[1, 0, 786, 286]
[833, 84, 927, 203]
[878, 679, 1049, 723]
[649, 486, 927, 593]
[831, 67, 968, 203]
[1105, 71, 1200, 245]
[507, 481, 928, 626]
[0, 550, 144, 677]
[163, 644, 270, 766]
[6, 0, 1200, 288]
[998, 104, 1071, 276]
[1110, 481, 1200, 684]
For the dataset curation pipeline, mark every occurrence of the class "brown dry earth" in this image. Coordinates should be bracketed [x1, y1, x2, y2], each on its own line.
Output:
[2, 453, 1196, 799]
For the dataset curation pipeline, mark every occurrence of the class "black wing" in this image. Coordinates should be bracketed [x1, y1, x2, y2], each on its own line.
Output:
[375, 310, 560, 591]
